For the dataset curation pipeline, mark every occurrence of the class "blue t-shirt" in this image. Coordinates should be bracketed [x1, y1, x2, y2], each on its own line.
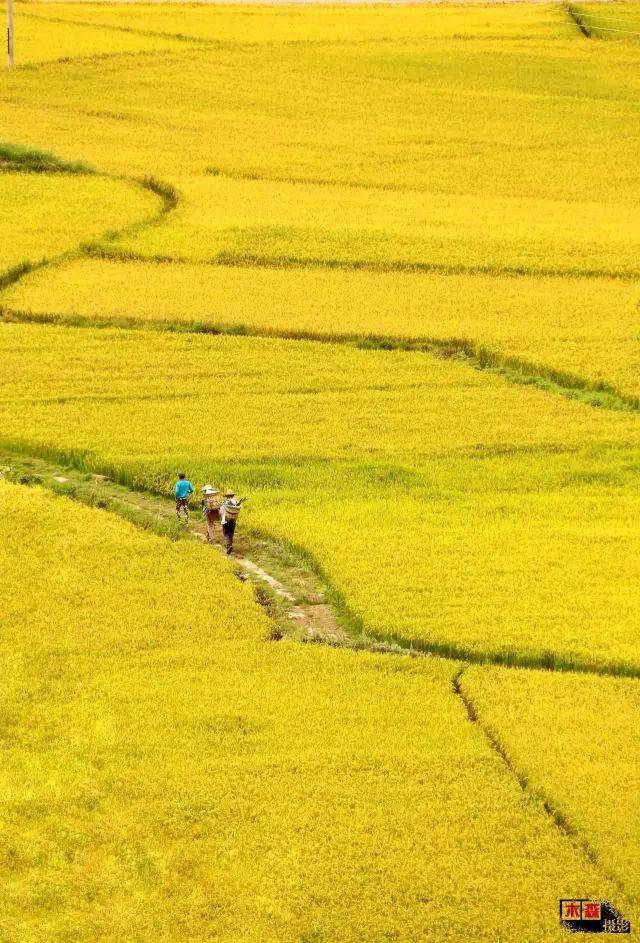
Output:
[174, 479, 194, 499]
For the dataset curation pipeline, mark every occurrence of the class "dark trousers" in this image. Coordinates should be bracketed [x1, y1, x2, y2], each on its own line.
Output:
[222, 519, 236, 553]
[176, 498, 189, 521]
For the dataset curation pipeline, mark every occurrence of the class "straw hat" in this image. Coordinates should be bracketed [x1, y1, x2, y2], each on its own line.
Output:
[202, 484, 219, 494]
[224, 490, 235, 497]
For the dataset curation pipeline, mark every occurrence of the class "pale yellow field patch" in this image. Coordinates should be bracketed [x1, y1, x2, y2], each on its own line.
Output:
[111, 173, 640, 278]
[2, 322, 640, 672]
[9, 257, 640, 398]
[463, 665, 640, 916]
[0, 175, 157, 276]
[1, 479, 621, 941]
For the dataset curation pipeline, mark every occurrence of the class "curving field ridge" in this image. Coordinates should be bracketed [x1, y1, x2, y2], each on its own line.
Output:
[1, 3, 640, 940]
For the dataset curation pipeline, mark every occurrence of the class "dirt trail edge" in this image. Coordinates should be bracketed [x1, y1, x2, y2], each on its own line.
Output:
[0, 450, 412, 654]
[4, 447, 640, 678]
[2, 452, 633, 909]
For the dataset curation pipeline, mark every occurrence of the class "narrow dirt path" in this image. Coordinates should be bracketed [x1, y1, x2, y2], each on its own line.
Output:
[3, 446, 640, 677]
[3, 452, 633, 916]
[1, 450, 356, 647]
[0, 140, 176, 296]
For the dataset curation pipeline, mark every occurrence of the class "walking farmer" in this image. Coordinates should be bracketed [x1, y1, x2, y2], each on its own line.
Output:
[220, 491, 245, 555]
[201, 485, 222, 543]
[174, 472, 194, 524]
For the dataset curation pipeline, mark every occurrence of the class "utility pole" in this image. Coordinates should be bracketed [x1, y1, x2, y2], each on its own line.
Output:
[7, 0, 14, 68]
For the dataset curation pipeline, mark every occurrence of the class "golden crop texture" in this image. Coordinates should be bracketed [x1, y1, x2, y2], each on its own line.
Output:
[2, 481, 622, 941]
[0, 175, 156, 277]
[12, 8, 183, 64]
[1, 3, 638, 199]
[8, 257, 640, 401]
[461, 665, 640, 912]
[1, 1, 640, 932]
[2, 322, 640, 674]
[21, 2, 570, 47]
[108, 174, 640, 278]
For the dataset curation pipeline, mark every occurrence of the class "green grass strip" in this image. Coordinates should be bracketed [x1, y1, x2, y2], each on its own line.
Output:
[0, 140, 94, 174]
[4, 305, 637, 415]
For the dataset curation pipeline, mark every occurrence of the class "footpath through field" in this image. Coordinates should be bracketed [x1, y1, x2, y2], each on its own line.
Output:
[3, 451, 638, 932]
[0, 451, 366, 649]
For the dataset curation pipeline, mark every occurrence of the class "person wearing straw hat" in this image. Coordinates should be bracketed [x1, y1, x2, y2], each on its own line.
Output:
[220, 490, 245, 555]
[201, 485, 222, 543]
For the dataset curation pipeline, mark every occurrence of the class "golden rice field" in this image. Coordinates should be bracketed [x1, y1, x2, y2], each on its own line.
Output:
[2, 1, 640, 938]
[573, 2, 640, 38]
[3, 322, 640, 675]
[462, 666, 640, 905]
[0, 174, 156, 277]
[104, 173, 640, 276]
[13, 9, 183, 62]
[8, 256, 640, 400]
[6, 481, 634, 942]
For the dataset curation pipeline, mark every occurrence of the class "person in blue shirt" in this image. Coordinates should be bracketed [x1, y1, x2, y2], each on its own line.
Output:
[174, 472, 194, 524]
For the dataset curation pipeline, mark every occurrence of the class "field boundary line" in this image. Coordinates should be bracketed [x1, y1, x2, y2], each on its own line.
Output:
[0, 173, 173, 295]
[3, 445, 640, 680]
[19, 10, 431, 57]
[453, 667, 635, 910]
[205, 167, 456, 194]
[19, 9, 217, 48]
[565, 3, 640, 38]
[82, 242, 640, 283]
[4, 305, 638, 414]
[0, 137, 178, 297]
[11, 47, 197, 72]
[564, 2, 591, 37]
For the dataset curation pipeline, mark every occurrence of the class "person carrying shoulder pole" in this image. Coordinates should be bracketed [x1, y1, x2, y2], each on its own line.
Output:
[201, 485, 222, 543]
[174, 472, 194, 524]
[220, 491, 245, 555]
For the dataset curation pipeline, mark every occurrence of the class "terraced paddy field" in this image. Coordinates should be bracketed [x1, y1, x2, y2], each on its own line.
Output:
[2, 2, 639, 939]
